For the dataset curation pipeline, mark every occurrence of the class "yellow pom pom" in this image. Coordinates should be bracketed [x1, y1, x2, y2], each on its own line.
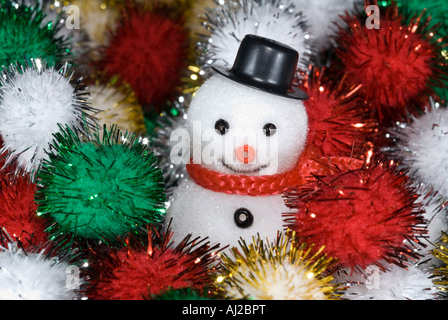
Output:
[69, 0, 122, 46]
[216, 233, 342, 300]
[433, 232, 448, 297]
[87, 77, 147, 136]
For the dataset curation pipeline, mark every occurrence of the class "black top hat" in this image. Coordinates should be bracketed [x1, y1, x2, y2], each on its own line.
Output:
[211, 34, 309, 100]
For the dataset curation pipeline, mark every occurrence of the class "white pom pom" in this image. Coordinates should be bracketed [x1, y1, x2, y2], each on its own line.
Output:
[291, 0, 363, 50]
[0, 243, 80, 300]
[383, 101, 448, 265]
[200, 0, 312, 71]
[338, 264, 437, 300]
[386, 104, 448, 198]
[0, 62, 94, 176]
[414, 185, 448, 261]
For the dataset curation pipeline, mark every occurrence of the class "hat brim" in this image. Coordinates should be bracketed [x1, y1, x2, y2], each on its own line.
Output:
[211, 66, 309, 101]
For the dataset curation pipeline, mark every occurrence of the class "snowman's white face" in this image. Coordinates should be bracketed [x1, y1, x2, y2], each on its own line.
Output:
[187, 74, 308, 175]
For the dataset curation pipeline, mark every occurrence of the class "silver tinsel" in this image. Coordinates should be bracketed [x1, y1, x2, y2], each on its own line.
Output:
[381, 98, 448, 267]
[415, 184, 448, 250]
[11, 0, 89, 60]
[148, 96, 190, 197]
[196, 0, 313, 79]
[381, 99, 448, 207]
[0, 60, 97, 178]
[336, 263, 438, 300]
[43, 0, 89, 56]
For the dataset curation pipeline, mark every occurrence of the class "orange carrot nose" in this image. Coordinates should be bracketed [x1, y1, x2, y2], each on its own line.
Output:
[236, 145, 255, 164]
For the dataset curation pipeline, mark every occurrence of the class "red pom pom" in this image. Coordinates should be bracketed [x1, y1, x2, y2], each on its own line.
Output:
[335, 6, 444, 122]
[0, 174, 48, 248]
[91, 233, 221, 300]
[284, 158, 427, 271]
[304, 68, 376, 159]
[101, 9, 188, 109]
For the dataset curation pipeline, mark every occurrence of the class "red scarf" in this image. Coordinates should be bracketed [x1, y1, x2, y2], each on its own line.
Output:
[186, 155, 361, 197]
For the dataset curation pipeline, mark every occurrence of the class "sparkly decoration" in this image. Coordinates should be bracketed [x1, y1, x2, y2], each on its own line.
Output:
[150, 287, 218, 300]
[42, 0, 122, 66]
[85, 75, 147, 136]
[197, 0, 312, 77]
[90, 228, 222, 300]
[149, 97, 189, 196]
[291, 0, 363, 51]
[0, 61, 95, 178]
[395, 0, 448, 41]
[412, 185, 448, 261]
[133, 0, 196, 21]
[132, 0, 200, 54]
[180, 63, 208, 99]
[100, 6, 189, 110]
[134, 0, 215, 90]
[334, 2, 447, 123]
[0, 230, 83, 300]
[0, 172, 48, 249]
[303, 67, 376, 159]
[337, 264, 437, 300]
[382, 100, 448, 261]
[35, 123, 166, 244]
[394, 0, 448, 101]
[68, 0, 122, 47]
[39, 0, 88, 60]
[0, 0, 71, 67]
[217, 233, 340, 300]
[187, 0, 217, 39]
[284, 157, 428, 272]
[433, 231, 448, 298]
[382, 101, 448, 199]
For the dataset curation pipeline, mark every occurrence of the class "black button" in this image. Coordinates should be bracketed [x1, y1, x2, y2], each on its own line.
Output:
[234, 208, 254, 229]
[215, 119, 229, 135]
[263, 123, 277, 137]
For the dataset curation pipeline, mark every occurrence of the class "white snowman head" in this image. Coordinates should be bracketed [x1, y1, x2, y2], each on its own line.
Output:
[187, 35, 309, 175]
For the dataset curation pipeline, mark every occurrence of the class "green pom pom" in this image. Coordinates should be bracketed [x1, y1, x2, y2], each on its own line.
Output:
[35, 124, 166, 243]
[395, 0, 448, 32]
[0, 1, 71, 67]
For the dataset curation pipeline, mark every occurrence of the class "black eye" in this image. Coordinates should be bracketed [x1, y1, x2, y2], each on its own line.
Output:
[234, 208, 254, 229]
[263, 123, 277, 137]
[215, 119, 229, 135]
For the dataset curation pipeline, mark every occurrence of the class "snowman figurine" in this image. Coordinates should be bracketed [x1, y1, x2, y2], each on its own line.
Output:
[165, 35, 310, 249]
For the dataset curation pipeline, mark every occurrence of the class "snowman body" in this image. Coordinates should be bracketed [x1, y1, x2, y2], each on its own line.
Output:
[164, 74, 308, 249]
[167, 179, 289, 249]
